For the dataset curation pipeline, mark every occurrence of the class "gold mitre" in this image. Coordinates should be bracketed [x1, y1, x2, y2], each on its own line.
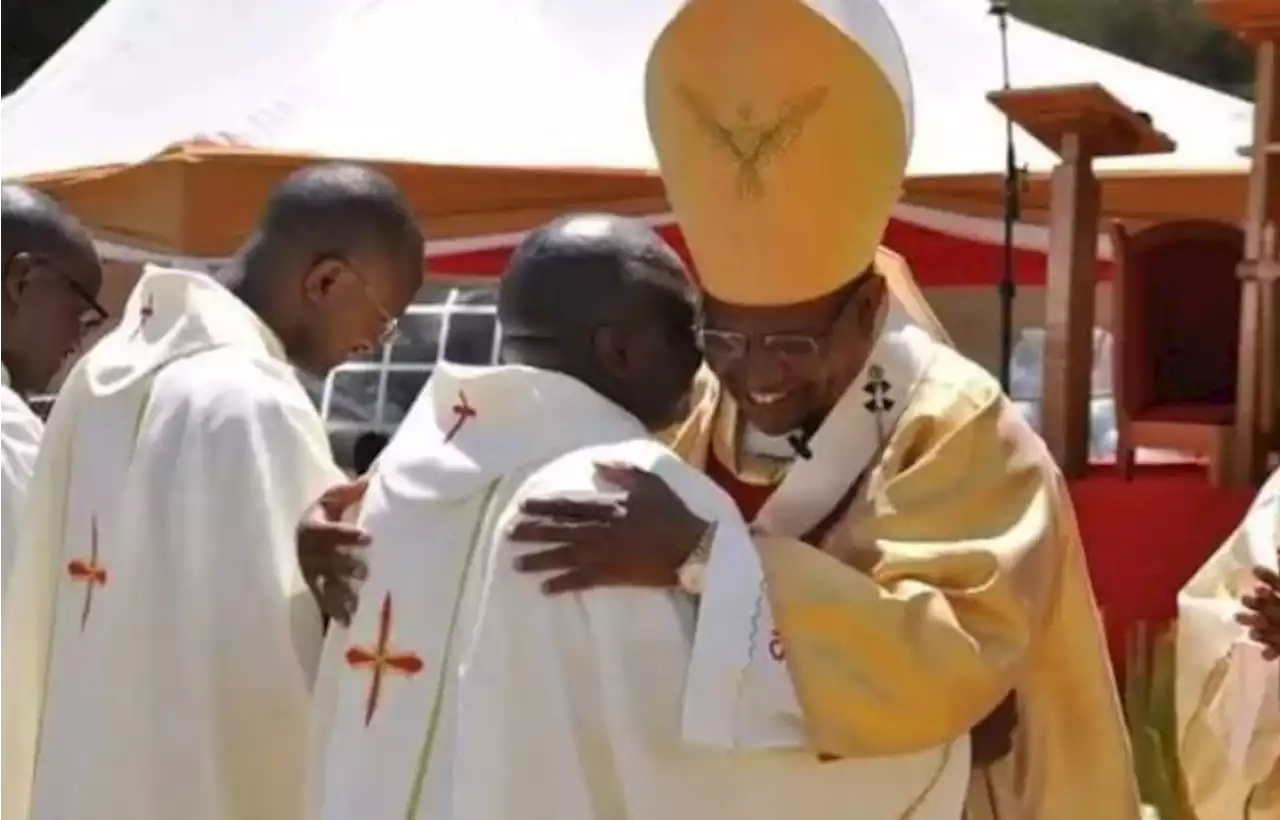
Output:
[645, 0, 913, 306]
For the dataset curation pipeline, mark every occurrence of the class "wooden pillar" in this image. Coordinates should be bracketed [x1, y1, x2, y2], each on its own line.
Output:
[988, 84, 1174, 476]
[1042, 134, 1101, 473]
[1200, 0, 1280, 485]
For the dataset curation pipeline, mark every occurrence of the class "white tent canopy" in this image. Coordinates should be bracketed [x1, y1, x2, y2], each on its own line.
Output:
[3, 0, 1251, 182]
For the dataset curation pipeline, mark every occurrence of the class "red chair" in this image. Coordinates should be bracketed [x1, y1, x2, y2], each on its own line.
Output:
[1109, 220, 1244, 484]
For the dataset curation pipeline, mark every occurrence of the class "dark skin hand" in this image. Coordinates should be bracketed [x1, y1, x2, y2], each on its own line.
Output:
[1236, 565, 1280, 661]
[510, 463, 709, 593]
[510, 462, 1020, 763]
[296, 478, 371, 626]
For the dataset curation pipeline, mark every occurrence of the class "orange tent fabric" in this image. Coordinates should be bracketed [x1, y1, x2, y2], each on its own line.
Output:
[24, 143, 668, 258]
[23, 142, 1248, 258]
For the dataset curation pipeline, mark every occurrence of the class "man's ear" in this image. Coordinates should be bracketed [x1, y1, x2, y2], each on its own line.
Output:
[2, 252, 36, 305]
[300, 257, 346, 305]
[591, 323, 633, 380]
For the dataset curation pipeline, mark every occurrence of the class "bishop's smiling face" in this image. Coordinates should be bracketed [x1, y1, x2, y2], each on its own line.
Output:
[696, 274, 885, 437]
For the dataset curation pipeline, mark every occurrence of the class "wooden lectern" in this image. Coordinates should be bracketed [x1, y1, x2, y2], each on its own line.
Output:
[1198, 0, 1280, 486]
[987, 84, 1174, 476]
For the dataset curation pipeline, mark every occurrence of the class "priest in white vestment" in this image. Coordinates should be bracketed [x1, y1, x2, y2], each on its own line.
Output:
[307, 214, 970, 820]
[1177, 468, 1280, 819]
[1, 184, 105, 594]
[2, 164, 426, 820]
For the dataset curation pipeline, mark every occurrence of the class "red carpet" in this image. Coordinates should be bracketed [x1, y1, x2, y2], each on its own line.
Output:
[1068, 464, 1256, 674]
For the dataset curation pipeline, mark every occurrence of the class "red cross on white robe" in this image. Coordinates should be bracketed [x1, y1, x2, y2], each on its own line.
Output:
[345, 592, 425, 726]
[66, 517, 108, 632]
[130, 293, 155, 338]
[444, 390, 477, 443]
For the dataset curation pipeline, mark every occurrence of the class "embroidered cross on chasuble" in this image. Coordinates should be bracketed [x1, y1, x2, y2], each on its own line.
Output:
[65, 517, 107, 631]
[443, 390, 476, 443]
[344, 593, 425, 726]
[129, 292, 155, 339]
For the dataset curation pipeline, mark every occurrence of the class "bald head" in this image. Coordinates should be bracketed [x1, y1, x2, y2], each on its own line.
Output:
[498, 213, 691, 338]
[243, 163, 424, 289]
[498, 214, 701, 430]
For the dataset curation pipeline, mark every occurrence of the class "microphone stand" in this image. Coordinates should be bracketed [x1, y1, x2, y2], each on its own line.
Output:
[990, 0, 1020, 394]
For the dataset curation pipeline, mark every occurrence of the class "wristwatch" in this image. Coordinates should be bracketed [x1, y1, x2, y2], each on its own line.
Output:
[676, 519, 718, 596]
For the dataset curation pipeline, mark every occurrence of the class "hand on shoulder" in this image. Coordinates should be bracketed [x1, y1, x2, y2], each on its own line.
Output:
[1236, 564, 1280, 660]
[509, 461, 711, 595]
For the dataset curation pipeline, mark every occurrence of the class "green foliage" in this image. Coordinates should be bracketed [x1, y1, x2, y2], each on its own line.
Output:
[1124, 620, 1192, 820]
[1011, 0, 1255, 98]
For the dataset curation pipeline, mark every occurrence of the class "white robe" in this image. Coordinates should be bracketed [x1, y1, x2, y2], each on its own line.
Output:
[309, 362, 968, 820]
[1176, 468, 1280, 819]
[2, 366, 44, 595]
[2, 266, 344, 820]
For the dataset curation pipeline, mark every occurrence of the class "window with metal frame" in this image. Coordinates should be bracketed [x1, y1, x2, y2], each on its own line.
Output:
[311, 283, 500, 459]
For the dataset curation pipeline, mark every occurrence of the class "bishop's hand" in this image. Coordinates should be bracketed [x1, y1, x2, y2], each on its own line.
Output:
[296, 477, 372, 626]
[1236, 564, 1280, 660]
[510, 462, 710, 594]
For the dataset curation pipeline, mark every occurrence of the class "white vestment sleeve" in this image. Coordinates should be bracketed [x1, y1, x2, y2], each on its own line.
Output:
[2, 387, 44, 594]
[452, 445, 753, 820]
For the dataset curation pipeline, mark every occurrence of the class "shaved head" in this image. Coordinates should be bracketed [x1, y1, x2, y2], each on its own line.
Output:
[498, 213, 701, 429]
[499, 213, 691, 338]
[230, 163, 426, 375]
[243, 163, 424, 292]
[2, 184, 103, 393]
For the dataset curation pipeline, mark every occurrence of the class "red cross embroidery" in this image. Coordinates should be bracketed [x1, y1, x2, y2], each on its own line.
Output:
[345, 592, 425, 726]
[443, 390, 476, 443]
[130, 294, 155, 338]
[66, 517, 108, 632]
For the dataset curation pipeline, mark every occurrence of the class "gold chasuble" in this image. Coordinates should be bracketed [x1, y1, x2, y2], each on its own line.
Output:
[646, 1, 1142, 819]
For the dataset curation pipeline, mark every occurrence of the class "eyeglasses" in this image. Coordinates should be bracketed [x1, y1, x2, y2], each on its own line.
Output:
[4, 252, 109, 330]
[694, 328, 827, 366]
[352, 273, 401, 347]
[693, 277, 866, 368]
[313, 253, 400, 347]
